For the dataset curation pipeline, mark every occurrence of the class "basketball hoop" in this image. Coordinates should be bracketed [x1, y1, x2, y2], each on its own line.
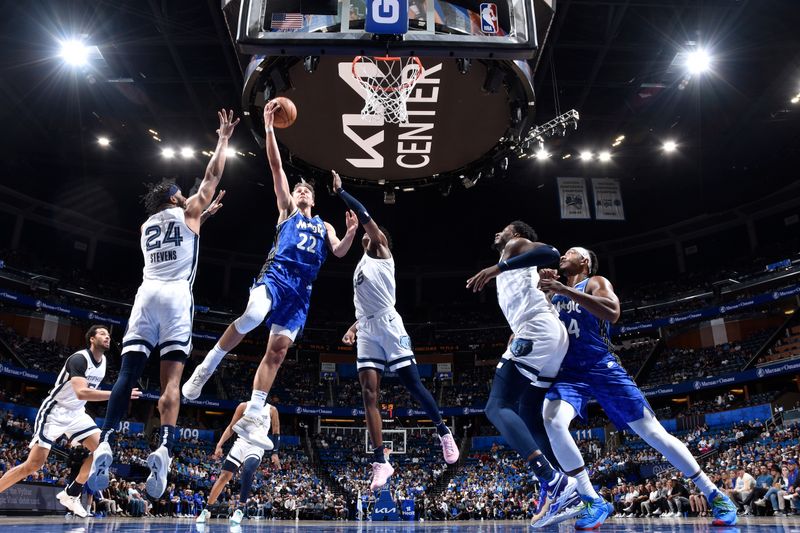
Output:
[352, 56, 424, 124]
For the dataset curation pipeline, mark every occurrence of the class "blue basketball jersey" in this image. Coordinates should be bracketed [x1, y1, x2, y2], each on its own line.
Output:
[551, 278, 614, 371]
[258, 210, 328, 284]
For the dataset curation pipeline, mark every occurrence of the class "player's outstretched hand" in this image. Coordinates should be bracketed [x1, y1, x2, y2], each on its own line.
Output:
[264, 100, 281, 130]
[342, 328, 356, 345]
[466, 265, 501, 292]
[216, 109, 240, 139]
[271, 453, 281, 468]
[206, 189, 226, 216]
[332, 170, 343, 192]
[539, 268, 558, 281]
[345, 210, 358, 234]
[539, 278, 568, 295]
[130, 388, 142, 400]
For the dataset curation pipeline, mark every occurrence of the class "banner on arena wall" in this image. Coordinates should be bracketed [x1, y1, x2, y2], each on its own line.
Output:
[613, 283, 800, 335]
[591, 178, 625, 220]
[401, 500, 416, 521]
[321, 362, 336, 373]
[557, 177, 591, 219]
[437, 363, 452, 373]
[372, 487, 399, 521]
[0, 482, 62, 512]
[93, 419, 145, 435]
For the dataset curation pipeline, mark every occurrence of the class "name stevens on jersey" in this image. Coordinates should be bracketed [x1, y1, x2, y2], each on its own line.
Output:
[555, 299, 582, 314]
[149, 249, 178, 264]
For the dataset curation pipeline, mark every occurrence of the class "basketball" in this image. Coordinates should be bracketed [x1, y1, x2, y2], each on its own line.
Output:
[272, 96, 297, 128]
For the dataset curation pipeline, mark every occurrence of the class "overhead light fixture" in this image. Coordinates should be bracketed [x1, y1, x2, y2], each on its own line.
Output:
[579, 151, 593, 161]
[148, 129, 158, 136]
[562, 153, 571, 160]
[598, 151, 611, 162]
[152, 135, 161, 142]
[615, 135, 625, 142]
[791, 95, 799, 104]
[535, 147, 550, 160]
[180, 147, 194, 159]
[97, 137, 110, 147]
[383, 190, 396, 204]
[662, 140, 678, 153]
[402, 187, 414, 192]
[686, 48, 711, 75]
[59, 39, 89, 67]
[225, 147, 236, 157]
[162, 147, 176, 159]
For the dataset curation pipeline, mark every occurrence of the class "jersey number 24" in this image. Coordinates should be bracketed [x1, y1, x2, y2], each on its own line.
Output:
[145, 222, 183, 251]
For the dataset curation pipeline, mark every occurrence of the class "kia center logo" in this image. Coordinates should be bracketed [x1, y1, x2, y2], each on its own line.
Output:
[693, 381, 702, 390]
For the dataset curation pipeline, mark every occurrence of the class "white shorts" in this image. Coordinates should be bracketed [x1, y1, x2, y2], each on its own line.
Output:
[498, 310, 568, 388]
[30, 405, 99, 450]
[224, 437, 265, 469]
[356, 308, 415, 373]
[122, 279, 194, 357]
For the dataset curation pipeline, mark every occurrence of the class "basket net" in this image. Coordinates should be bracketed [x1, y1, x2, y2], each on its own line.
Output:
[351, 56, 424, 124]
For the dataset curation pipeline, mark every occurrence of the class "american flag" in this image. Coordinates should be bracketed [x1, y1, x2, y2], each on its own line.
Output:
[271, 13, 305, 31]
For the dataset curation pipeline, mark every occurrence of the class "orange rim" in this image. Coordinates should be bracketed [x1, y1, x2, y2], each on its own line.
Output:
[351, 56, 424, 93]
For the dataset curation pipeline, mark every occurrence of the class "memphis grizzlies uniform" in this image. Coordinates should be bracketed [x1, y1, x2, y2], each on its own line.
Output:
[547, 278, 653, 429]
[31, 350, 106, 449]
[225, 404, 273, 470]
[254, 209, 328, 340]
[496, 265, 568, 387]
[123, 207, 198, 358]
[353, 254, 414, 373]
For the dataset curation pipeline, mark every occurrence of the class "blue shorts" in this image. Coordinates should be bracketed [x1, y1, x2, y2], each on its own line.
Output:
[253, 265, 313, 335]
[546, 354, 653, 431]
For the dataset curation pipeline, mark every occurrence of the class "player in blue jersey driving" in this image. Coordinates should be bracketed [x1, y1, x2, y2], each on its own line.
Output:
[539, 247, 738, 529]
[182, 99, 358, 448]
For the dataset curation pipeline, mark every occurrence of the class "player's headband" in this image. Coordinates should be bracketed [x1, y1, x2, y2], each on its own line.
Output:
[162, 184, 180, 202]
[570, 247, 592, 272]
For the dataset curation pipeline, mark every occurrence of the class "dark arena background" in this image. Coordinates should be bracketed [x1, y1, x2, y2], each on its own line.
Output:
[1, 1, 800, 532]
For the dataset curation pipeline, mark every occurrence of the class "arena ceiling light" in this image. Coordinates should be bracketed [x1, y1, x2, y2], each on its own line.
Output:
[598, 151, 612, 163]
[535, 147, 550, 160]
[686, 48, 712, 75]
[180, 147, 194, 159]
[579, 151, 593, 161]
[59, 39, 90, 67]
[97, 137, 110, 147]
[662, 140, 678, 153]
[161, 147, 176, 159]
[225, 147, 237, 157]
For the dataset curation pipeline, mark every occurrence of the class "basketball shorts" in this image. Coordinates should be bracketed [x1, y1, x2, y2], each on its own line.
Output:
[546, 354, 654, 431]
[498, 310, 568, 388]
[30, 404, 99, 450]
[253, 266, 313, 342]
[356, 307, 415, 373]
[122, 279, 193, 358]
[223, 437, 266, 471]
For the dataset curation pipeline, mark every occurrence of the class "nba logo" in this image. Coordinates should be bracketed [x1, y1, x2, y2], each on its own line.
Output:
[480, 3, 498, 34]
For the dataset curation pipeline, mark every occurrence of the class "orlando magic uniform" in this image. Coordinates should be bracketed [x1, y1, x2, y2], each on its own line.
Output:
[224, 403, 273, 471]
[547, 278, 652, 429]
[496, 266, 568, 387]
[254, 209, 328, 340]
[122, 207, 198, 358]
[353, 254, 414, 373]
[31, 350, 106, 449]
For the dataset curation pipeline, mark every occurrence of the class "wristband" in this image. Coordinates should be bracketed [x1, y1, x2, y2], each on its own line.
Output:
[266, 127, 274, 133]
[272, 435, 281, 452]
[498, 260, 510, 272]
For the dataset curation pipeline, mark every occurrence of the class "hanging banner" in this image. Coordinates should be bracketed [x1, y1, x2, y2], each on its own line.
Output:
[557, 177, 591, 219]
[592, 178, 625, 220]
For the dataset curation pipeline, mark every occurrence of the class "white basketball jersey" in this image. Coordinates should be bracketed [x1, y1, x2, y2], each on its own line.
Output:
[496, 266, 554, 335]
[353, 254, 396, 319]
[43, 350, 107, 411]
[140, 207, 199, 284]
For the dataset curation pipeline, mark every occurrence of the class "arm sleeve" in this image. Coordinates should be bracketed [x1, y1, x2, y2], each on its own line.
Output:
[498, 244, 560, 272]
[65, 353, 88, 379]
[336, 188, 371, 225]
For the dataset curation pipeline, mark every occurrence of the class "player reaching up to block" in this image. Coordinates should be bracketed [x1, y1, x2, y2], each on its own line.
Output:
[466, 222, 580, 527]
[182, 99, 358, 449]
[539, 247, 738, 529]
[196, 401, 280, 526]
[88, 109, 240, 498]
[0, 326, 141, 518]
[333, 171, 458, 492]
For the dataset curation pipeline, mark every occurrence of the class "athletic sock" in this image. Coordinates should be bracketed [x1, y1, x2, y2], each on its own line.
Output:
[203, 344, 227, 373]
[435, 422, 450, 437]
[245, 390, 268, 417]
[373, 445, 387, 464]
[66, 480, 84, 497]
[529, 454, 556, 487]
[574, 470, 600, 500]
[690, 470, 717, 498]
[160, 425, 177, 457]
